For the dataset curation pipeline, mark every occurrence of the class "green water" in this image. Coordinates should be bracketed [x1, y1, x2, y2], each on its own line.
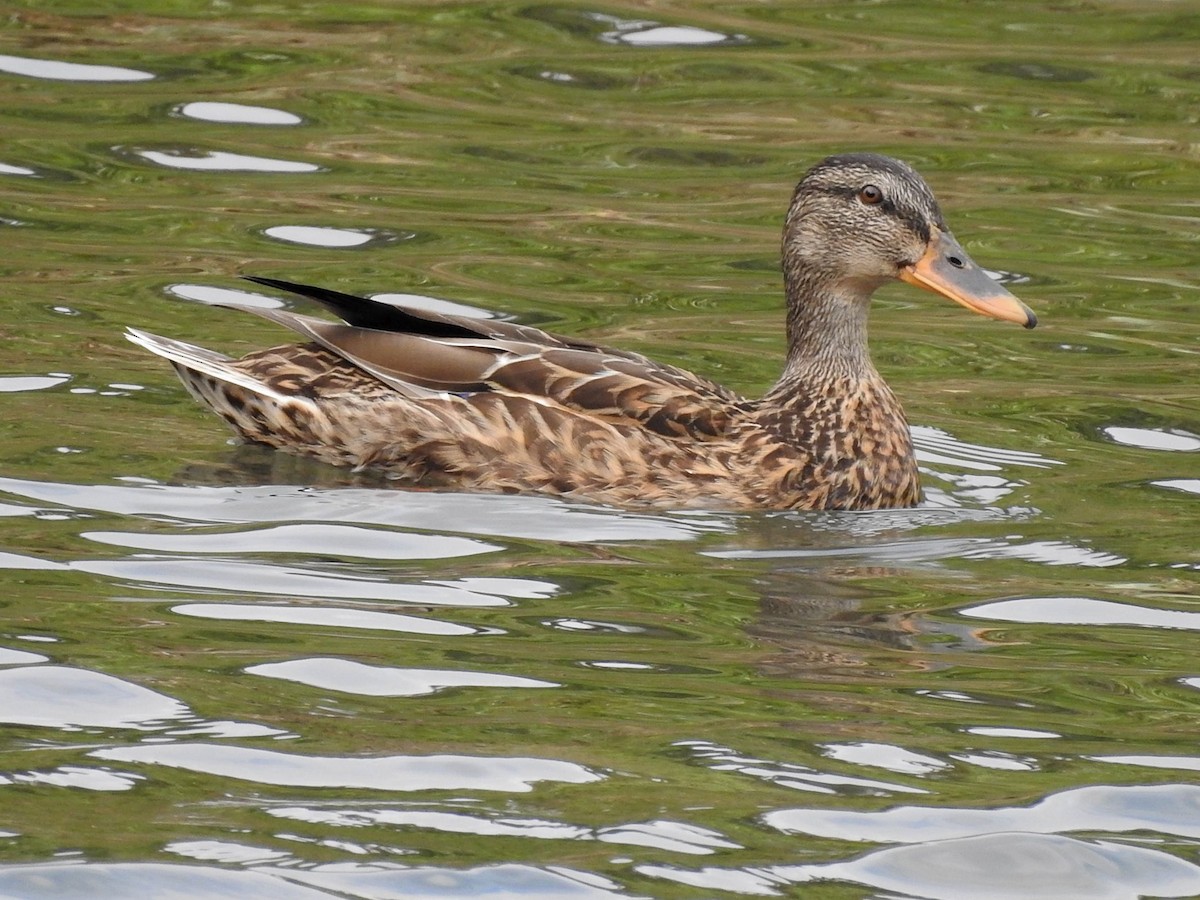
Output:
[0, 2, 1198, 898]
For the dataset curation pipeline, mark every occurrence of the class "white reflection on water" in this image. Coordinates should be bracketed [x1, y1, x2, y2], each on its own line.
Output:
[819, 742, 948, 775]
[961, 596, 1200, 630]
[1155, 478, 1200, 496]
[263, 225, 375, 247]
[0, 501, 42, 519]
[0, 162, 37, 176]
[642, 831, 1200, 900]
[762, 783, 1200, 842]
[270, 805, 740, 855]
[598, 820, 741, 854]
[544, 618, 650, 635]
[278, 805, 586, 838]
[0, 476, 725, 542]
[73, 558, 520, 606]
[0, 53, 154, 81]
[0, 665, 190, 728]
[608, 26, 734, 46]
[92, 742, 602, 792]
[165, 283, 285, 308]
[912, 424, 1062, 471]
[947, 751, 1038, 772]
[807, 834, 1200, 898]
[175, 101, 302, 125]
[0, 766, 143, 792]
[0, 375, 70, 393]
[1103, 426, 1200, 452]
[588, 13, 745, 47]
[167, 839, 293, 864]
[173, 602, 482, 636]
[964, 539, 1125, 567]
[964, 726, 1061, 739]
[246, 657, 558, 697]
[84, 522, 499, 560]
[283, 862, 631, 898]
[164, 719, 288, 739]
[0, 863, 335, 900]
[0, 549, 69, 571]
[372, 292, 497, 319]
[676, 740, 929, 796]
[580, 660, 654, 671]
[132, 149, 320, 172]
[706, 534, 1124, 568]
[0, 647, 49, 665]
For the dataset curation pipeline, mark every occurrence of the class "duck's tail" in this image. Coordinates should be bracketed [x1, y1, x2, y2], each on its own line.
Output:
[125, 328, 290, 403]
[126, 327, 335, 457]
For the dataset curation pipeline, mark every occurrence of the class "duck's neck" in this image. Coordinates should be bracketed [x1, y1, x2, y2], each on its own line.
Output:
[769, 274, 879, 397]
[756, 272, 919, 510]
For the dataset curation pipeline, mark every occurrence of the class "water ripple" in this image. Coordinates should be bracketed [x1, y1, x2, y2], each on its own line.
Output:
[0, 375, 70, 393]
[0, 162, 37, 177]
[92, 742, 602, 792]
[0, 665, 190, 729]
[1, 765, 143, 792]
[675, 740, 929, 797]
[818, 742, 949, 776]
[262, 225, 400, 248]
[174, 101, 302, 125]
[285, 863, 631, 898]
[763, 783, 1200, 842]
[961, 596, 1200, 630]
[0, 53, 154, 82]
[644, 832, 1200, 900]
[0, 647, 49, 665]
[83, 522, 499, 560]
[269, 805, 739, 855]
[73, 558, 520, 606]
[172, 602, 483, 636]
[165, 283, 285, 308]
[129, 148, 320, 173]
[246, 657, 558, 697]
[1103, 426, 1200, 451]
[0, 477, 726, 542]
[0, 863, 336, 900]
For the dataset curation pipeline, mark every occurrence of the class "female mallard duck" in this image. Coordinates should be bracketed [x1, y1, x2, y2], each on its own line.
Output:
[127, 153, 1035, 510]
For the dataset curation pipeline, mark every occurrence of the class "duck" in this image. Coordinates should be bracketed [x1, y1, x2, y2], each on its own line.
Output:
[126, 152, 1035, 511]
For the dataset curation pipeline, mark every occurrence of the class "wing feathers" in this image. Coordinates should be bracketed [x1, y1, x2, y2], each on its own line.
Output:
[214, 303, 506, 396]
[484, 348, 739, 439]
[145, 279, 747, 442]
[241, 276, 733, 394]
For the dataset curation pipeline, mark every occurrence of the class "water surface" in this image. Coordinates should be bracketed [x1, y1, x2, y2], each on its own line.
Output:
[0, 3, 1197, 898]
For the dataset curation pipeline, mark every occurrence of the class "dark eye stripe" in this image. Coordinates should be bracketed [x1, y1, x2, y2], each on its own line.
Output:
[815, 186, 931, 243]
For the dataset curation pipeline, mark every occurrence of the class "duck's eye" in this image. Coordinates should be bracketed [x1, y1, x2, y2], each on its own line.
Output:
[858, 184, 883, 205]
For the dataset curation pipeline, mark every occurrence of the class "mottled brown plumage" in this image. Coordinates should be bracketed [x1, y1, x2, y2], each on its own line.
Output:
[127, 153, 1036, 510]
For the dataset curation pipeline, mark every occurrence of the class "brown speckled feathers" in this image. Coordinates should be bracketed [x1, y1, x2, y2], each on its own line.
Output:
[128, 153, 1036, 510]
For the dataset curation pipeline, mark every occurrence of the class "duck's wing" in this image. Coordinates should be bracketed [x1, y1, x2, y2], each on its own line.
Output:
[241, 276, 736, 398]
[481, 346, 742, 439]
[223, 283, 746, 441]
[212, 305, 503, 397]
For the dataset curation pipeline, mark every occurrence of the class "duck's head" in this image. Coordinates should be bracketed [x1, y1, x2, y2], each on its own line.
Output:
[783, 153, 1036, 330]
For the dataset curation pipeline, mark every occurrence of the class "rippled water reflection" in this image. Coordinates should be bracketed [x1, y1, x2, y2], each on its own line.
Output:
[0, 2, 1198, 898]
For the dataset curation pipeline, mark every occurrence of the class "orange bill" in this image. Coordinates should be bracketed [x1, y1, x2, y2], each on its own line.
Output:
[899, 227, 1037, 329]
